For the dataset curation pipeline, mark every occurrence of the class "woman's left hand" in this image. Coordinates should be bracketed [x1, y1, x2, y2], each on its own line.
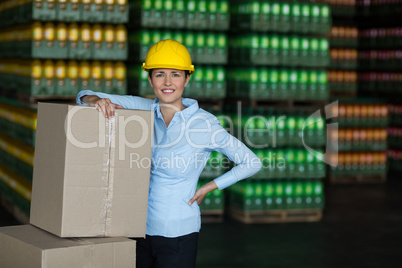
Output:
[188, 181, 218, 206]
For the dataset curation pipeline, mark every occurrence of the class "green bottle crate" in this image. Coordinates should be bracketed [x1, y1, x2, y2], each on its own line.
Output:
[259, 1, 272, 32]
[104, 1, 129, 23]
[56, 0, 80, 22]
[111, 62, 127, 94]
[318, 39, 330, 67]
[172, 0, 186, 28]
[185, 0, 197, 29]
[268, 35, 280, 66]
[32, 0, 57, 21]
[278, 69, 289, 99]
[297, 70, 308, 99]
[257, 68, 269, 99]
[137, 0, 152, 27]
[65, 61, 80, 96]
[88, 61, 103, 93]
[303, 181, 314, 209]
[290, 3, 302, 33]
[194, 33, 206, 64]
[196, 0, 208, 30]
[54, 61, 69, 95]
[273, 182, 285, 210]
[279, 36, 290, 66]
[275, 149, 287, 178]
[288, 70, 298, 98]
[300, 4, 311, 34]
[216, 0, 229, 31]
[283, 181, 294, 209]
[253, 182, 264, 211]
[312, 181, 325, 209]
[183, 32, 195, 61]
[289, 36, 300, 66]
[278, 2, 291, 33]
[270, 2, 281, 32]
[263, 182, 275, 210]
[204, 67, 215, 98]
[318, 5, 331, 35]
[151, 0, 164, 28]
[162, 0, 173, 28]
[68, 24, 91, 60]
[268, 69, 280, 99]
[81, 1, 105, 23]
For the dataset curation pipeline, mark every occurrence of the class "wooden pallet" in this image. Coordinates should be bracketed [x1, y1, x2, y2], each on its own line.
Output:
[228, 206, 323, 224]
[201, 209, 224, 223]
[329, 173, 387, 184]
[0, 196, 29, 224]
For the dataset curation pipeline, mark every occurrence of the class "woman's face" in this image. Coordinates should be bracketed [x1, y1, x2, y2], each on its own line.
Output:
[148, 68, 190, 106]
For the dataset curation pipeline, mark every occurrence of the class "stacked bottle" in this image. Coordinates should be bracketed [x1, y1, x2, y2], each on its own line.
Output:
[328, 25, 358, 97]
[0, 0, 129, 219]
[127, 0, 229, 99]
[224, 1, 331, 222]
[228, 1, 331, 101]
[388, 104, 402, 172]
[228, 180, 324, 211]
[0, 0, 129, 26]
[353, 1, 401, 176]
[0, 0, 128, 97]
[328, 101, 388, 179]
[225, 106, 327, 220]
[0, 100, 36, 216]
[323, 0, 356, 17]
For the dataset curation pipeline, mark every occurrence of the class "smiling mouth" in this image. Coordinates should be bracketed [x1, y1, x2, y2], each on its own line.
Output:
[162, 89, 174, 93]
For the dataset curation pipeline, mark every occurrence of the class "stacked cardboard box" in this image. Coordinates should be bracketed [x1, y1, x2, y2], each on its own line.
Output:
[0, 103, 154, 267]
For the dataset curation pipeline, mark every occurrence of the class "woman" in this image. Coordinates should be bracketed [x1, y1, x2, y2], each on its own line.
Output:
[77, 39, 262, 268]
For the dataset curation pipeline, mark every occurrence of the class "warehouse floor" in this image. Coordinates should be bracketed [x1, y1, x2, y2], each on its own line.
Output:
[1, 176, 401, 268]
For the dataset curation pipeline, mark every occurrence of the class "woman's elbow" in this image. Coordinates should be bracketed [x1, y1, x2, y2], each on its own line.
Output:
[251, 156, 263, 172]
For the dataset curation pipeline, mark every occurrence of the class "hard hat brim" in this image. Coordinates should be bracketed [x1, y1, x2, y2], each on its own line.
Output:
[141, 63, 194, 74]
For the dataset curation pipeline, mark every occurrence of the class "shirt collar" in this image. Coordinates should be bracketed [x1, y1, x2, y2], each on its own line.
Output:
[152, 98, 199, 121]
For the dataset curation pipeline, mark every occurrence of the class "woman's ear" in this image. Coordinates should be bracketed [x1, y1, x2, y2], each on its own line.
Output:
[148, 76, 153, 88]
[184, 75, 190, 88]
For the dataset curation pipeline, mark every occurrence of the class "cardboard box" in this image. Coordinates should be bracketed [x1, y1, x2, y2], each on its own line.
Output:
[30, 103, 153, 237]
[0, 225, 136, 268]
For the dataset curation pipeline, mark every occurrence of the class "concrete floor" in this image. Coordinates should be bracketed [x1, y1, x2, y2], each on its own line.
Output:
[1, 176, 401, 267]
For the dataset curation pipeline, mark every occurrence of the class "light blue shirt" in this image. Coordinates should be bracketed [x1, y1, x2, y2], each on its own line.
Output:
[77, 90, 262, 238]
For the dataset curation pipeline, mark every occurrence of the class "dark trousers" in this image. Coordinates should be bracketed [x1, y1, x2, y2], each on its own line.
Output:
[135, 232, 199, 268]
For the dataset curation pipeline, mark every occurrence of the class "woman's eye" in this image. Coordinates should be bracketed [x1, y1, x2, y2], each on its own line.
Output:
[156, 74, 163, 78]
[173, 74, 180, 77]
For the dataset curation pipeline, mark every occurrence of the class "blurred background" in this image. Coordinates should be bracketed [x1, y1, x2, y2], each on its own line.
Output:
[0, 0, 401, 267]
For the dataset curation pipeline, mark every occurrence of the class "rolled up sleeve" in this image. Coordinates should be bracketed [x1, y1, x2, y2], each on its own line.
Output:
[76, 90, 154, 110]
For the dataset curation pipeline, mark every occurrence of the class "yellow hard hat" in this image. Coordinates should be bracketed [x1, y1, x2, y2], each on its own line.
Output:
[142, 39, 195, 74]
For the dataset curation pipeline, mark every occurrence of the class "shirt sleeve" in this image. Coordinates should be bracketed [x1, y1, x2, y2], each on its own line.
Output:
[207, 119, 262, 190]
[76, 90, 155, 111]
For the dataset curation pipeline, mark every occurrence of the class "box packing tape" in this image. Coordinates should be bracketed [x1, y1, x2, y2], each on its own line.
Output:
[100, 113, 116, 236]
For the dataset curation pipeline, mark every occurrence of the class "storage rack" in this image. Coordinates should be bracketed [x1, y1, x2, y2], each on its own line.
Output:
[225, 0, 331, 223]
[0, 0, 129, 221]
